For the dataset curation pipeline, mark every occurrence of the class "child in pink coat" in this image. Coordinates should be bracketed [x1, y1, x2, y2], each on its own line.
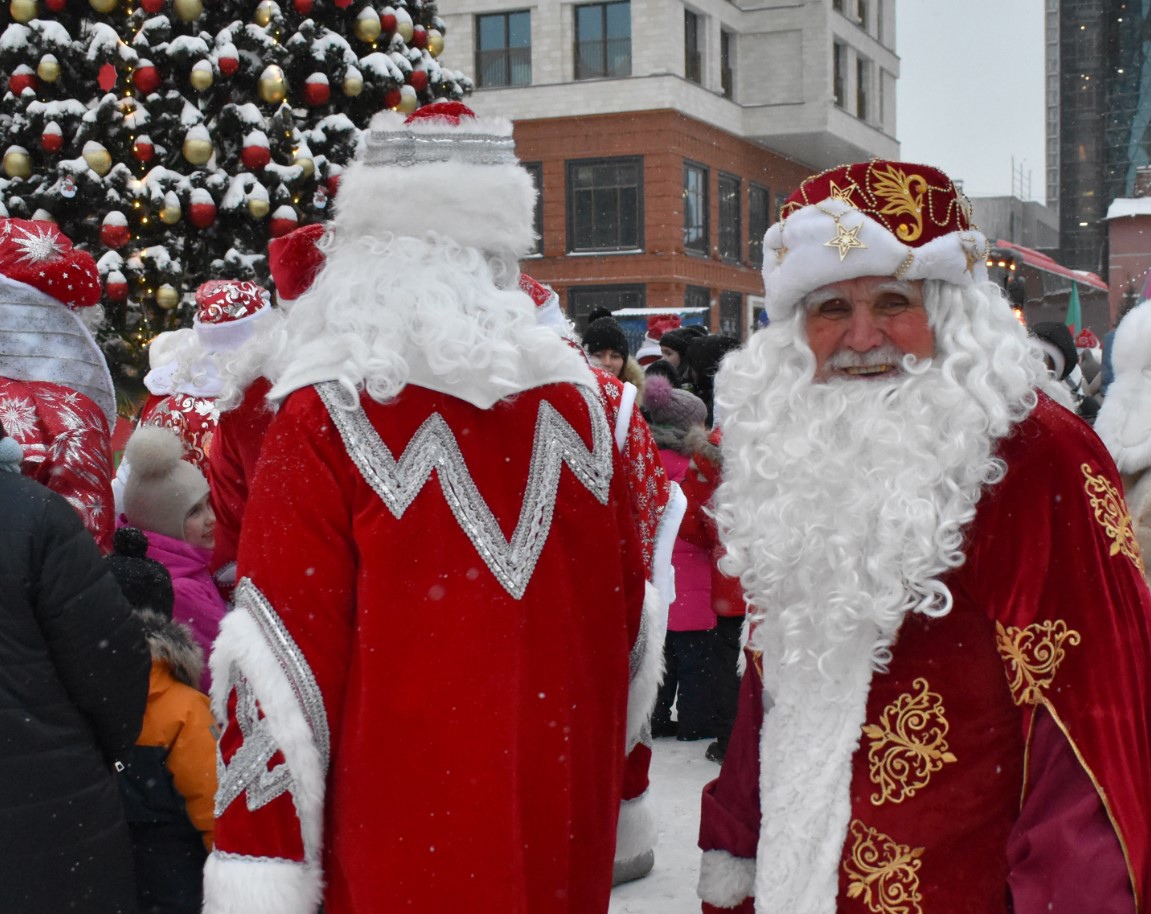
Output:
[122, 425, 225, 694]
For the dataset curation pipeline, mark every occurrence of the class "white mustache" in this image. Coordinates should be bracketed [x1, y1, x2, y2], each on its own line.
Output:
[825, 345, 908, 371]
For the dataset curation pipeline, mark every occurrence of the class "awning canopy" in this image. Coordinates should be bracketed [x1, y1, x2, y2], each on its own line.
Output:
[993, 240, 1108, 292]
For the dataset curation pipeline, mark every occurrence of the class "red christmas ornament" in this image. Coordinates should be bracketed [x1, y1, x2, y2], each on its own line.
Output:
[268, 205, 299, 239]
[292, 0, 313, 12]
[334, 0, 352, 7]
[303, 73, 330, 107]
[140, 0, 164, 11]
[241, 135, 271, 171]
[410, 69, 428, 93]
[104, 270, 129, 302]
[326, 174, 340, 198]
[100, 212, 131, 249]
[133, 62, 161, 94]
[45, 0, 67, 10]
[98, 63, 117, 91]
[188, 189, 217, 229]
[217, 47, 239, 78]
[380, 9, 396, 32]
[40, 122, 63, 154]
[8, 66, 38, 96]
[132, 135, 155, 163]
[384, 87, 402, 109]
[411, 25, 428, 48]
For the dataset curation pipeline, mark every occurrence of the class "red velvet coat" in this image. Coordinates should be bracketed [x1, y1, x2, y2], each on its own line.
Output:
[699, 396, 1151, 913]
[205, 380, 649, 914]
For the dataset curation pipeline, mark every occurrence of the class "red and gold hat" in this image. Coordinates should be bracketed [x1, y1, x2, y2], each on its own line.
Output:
[0, 217, 100, 309]
[193, 279, 272, 351]
[762, 160, 989, 321]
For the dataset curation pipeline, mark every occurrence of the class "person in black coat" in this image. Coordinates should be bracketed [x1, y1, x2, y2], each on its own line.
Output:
[0, 421, 152, 914]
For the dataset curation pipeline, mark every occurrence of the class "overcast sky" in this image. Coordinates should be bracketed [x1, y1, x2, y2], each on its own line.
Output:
[896, 1, 1046, 201]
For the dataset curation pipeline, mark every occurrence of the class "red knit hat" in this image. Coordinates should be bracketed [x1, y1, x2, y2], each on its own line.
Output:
[0, 217, 100, 308]
[193, 279, 272, 351]
[762, 161, 988, 321]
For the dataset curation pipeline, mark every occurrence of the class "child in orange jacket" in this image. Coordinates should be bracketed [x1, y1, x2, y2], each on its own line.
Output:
[105, 526, 218, 914]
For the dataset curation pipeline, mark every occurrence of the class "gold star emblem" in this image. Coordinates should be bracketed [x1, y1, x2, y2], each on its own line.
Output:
[824, 221, 867, 261]
[776, 244, 789, 263]
[828, 180, 859, 206]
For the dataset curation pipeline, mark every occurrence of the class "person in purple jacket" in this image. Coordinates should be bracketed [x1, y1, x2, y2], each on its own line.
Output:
[122, 424, 225, 694]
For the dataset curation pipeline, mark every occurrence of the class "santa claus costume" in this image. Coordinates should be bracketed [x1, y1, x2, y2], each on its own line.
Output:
[697, 161, 1151, 914]
[203, 103, 668, 914]
[0, 218, 116, 550]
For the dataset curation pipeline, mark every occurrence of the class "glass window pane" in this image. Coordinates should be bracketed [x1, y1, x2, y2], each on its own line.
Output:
[606, 2, 630, 39]
[578, 5, 604, 41]
[508, 11, 531, 47]
[478, 15, 506, 50]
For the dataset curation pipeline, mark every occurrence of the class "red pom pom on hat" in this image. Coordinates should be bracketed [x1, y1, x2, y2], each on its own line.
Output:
[1075, 328, 1100, 349]
[268, 222, 326, 302]
[0, 217, 100, 308]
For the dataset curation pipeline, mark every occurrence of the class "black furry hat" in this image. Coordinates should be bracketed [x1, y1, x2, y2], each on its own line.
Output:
[658, 328, 693, 361]
[105, 527, 175, 618]
[583, 317, 629, 357]
[1031, 321, 1077, 381]
[686, 334, 740, 381]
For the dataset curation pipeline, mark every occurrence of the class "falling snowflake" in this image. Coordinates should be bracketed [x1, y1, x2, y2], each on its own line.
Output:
[11, 223, 64, 263]
[0, 396, 38, 439]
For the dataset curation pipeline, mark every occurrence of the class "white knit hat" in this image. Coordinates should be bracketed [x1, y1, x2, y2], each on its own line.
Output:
[122, 425, 209, 542]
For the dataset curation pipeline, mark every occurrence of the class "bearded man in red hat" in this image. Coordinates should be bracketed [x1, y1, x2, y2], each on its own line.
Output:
[0, 217, 116, 550]
[697, 161, 1151, 914]
[203, 102, 665, 914]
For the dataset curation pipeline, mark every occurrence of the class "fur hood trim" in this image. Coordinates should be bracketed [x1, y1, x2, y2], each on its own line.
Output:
[650, 422, 692, 455]
[685, 425, 721, 467]
[135, 607, 204, 689]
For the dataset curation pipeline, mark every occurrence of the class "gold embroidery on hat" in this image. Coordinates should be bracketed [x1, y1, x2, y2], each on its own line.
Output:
[995, 620, 1081, 706]
[829, 180, 860, 206]
[892, 251, 915, 279]
[870, 164, 927, 244]
[825, 219, 867, 261]
[862, 678, 957, 806]
[843, 819, 924, 914]
[1081, 462, 1146, 574]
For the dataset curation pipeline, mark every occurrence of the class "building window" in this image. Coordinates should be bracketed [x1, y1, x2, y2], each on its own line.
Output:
[832, 0, 844, 11]
[856, 57, 870, 120]
[748, 183, 770, 267]
[475, 11, 531, 88]
[575, 1, 631, 80]
[685, 285, 710, 311]
[684, 162, 709, 255]
[569, 284, 645, 330]
[718, 173, 740, 262]
[833, 42, 847, 108]
[856, 0, 868, 29]
[719, 291, 742, 339]
[523, 162, 543, 255]
[720, 30, 734, 99]
[685, 9, 702, 84]
[567, 157, 643, 252]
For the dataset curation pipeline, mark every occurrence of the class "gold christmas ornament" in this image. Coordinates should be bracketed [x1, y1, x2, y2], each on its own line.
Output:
[254, 0, 276, 26]
[173, 0, 202, 21]
[82, 141, 112, 176]
[293, 151, 314, 180]
[2, 147, 31, 179]
[396, 15, 413, 43]
[190, 60, 213, 91]
[156, 284, 180, 309]
[342, 68, 364, 97]
[9, 0, 37, 22]
[427, 29, 444, 57]
[89, 0, 118, 12]
[182, 136, 213, 166]
[354, 8, 381, 43]
[258, 65, 287, 104]
[37, 54, 61, 83]
[397, 84, 418, 115]
[160, 201, 182, 224]
[248, 196, 270, 219]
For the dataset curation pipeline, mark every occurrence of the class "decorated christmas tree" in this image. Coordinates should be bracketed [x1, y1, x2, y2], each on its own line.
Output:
[0, 0, 471, 384]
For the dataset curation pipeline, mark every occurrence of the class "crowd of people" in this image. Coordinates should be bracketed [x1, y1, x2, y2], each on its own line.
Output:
[1, 102, 1149, 914]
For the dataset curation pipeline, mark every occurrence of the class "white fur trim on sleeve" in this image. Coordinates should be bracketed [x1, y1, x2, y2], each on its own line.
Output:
[615, 381, 637, 452]
[202, 852, 322, 914]
[626, 581, 665, 752]
[651, 483, 687, 637]
[615, 788, 658, 863]
[698, 849, 756, 909]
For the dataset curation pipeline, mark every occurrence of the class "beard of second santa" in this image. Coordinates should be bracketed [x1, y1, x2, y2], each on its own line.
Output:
[721, 358, 1009, 685]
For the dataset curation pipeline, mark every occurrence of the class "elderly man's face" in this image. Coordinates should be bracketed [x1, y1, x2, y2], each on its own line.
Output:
[804, 276, 934, 381]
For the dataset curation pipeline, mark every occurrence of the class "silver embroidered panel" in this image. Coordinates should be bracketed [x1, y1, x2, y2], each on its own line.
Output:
[317, 382, 614, 600]
[215, 667, 295, 817]
[628, 599, 649, 683]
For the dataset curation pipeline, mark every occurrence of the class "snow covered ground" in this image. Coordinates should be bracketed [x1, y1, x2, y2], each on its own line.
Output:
[609, 737, 719, 914]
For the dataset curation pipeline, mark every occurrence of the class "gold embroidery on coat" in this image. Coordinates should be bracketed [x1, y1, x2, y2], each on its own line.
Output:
[862, 678, 957, 805]
[870, 165, 927, 243]
[843, 819, 924, 914]
[1081, 463, 1146, 575]
[995, 620, 1082, 706]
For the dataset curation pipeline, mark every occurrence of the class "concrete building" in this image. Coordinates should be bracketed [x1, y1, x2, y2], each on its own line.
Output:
[970, 196, 1060, 252]
[443, 0, 899, 336]
[1106, 196, 1151, 317]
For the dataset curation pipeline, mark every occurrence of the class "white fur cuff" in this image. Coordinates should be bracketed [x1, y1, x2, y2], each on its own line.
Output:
[627, 581, 666, 752]
[202, 852, 323, 914]
[615, 789, 658, 863]
[698, 849, 756, 909]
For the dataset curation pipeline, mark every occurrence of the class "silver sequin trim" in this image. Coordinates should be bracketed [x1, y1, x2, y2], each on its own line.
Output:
[363, 130, 518, 168]
[215, 668, 295, 816]
[317, 382, 613, 600]
[628, 599, 649, 683]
